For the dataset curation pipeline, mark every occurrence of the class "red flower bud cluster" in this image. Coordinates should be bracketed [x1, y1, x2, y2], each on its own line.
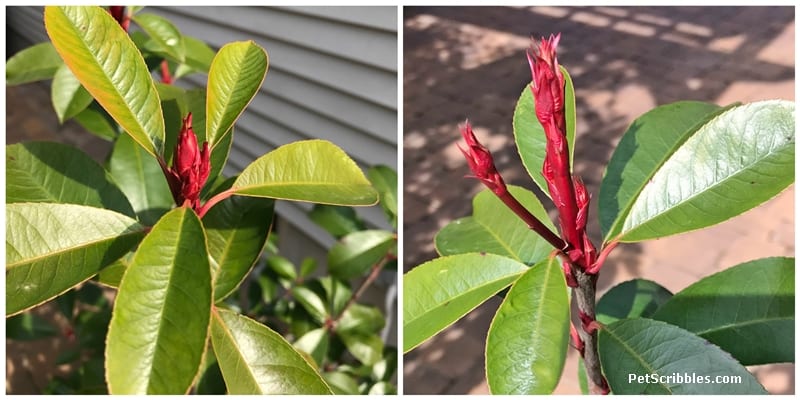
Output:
[528, 34, 596, 269]
[458, 121, 506, 196]
[165, 113, 210, 210]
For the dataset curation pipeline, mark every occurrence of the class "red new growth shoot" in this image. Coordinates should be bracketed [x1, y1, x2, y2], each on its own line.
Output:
[458, 121, 566, 250]
[528, 34, 598, 269]
[164, 113, 210, 210]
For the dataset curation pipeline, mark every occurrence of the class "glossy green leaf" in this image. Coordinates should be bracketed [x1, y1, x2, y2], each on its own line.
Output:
[513, 66, 576, 198]
[309, 205, 365, 238]
[267, 256, 297, 281]
[73, 103, 118, 140]
[293, 285, 329, 324]
[596, 279, 673, 325]
[6, 312, 58, 341]
[486, 257, 569, 394]
[6, 203, 144, 316]
[367, 165, 398, 227]
[51, 63, 93, 123]
[107, 133, 174, 225]
[617, 100, 794, 242]
[323, 371, 360, 395]
[211, 308, 333, 394]
[435, 185, 556, 264]
[159, 98, 183, 165]
[337, 303, 385, 335]
[294, 327, 329, 368]
[45, 6, 165, 157]
[6, 42, 63, 85]
[180, 35, 215, 74]
[7, 142, 135, 217]
[369, 382, 395, 395]
[329, 230, 395, 280]
[403, 253, 528, 352]
[598, 101, 722, 241]
[204, 195, 274, 302]
[106, 207, 211, 394]
[233, 140, 378, 206]
[195, 353, 226, 395]
[132, 13, 185, 62]
[652, 257, 793, 365]
[320, 276, 352, 316]
[340, 331, 383, 366]
[206, 41, 268, 149]
[599, 318, 766, 394]
[95, 252, 131, 288]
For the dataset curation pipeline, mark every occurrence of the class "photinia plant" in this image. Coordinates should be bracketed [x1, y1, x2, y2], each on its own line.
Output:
[6, 6, 383, 394]
[403, 34, 794, 395]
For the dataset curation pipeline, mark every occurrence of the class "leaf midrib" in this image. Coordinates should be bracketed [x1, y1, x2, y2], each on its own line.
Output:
[7, 227, 143, 269]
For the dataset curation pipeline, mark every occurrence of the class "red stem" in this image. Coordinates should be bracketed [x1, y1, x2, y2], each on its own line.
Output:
[495, 186, 566, 251]
[160, 60, 173, 84]
[196, 188, 235, 218]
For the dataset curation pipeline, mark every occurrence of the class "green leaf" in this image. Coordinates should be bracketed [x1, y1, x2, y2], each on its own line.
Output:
[95, 252, 131, 288]
[293, 285, 329, 324]
[598, 101, 722, 241]
[51, 63, 94, 123]
[513, 66, 576, 197]
[308, 205, 365, 238]
[340, 331, 383, 366]
[337, 303, 385, 335]
[181, 35, 215, 74]
[132, 13, 185, 63]
[45, 6, 165, 157]
[599, 318, 767, 394]
[369, 381, 395, 395]
[204, 195, 274, 302]
[6, 312, 58, 341]
[294, 327, 329, 368]
[211, 308, 333, 394]
[6, 203, 144, 316]
[206, 41, 268, 149]
[615, 100, 795, 242]
[233, 140, 378, 206]
[299, 258, 318, 278]
[195, 356, 226, 395]
[6, 42, 63, 85]
[486, 257, 569, 394]
[329, 230, 395, 280]
[322, 371, 360, 395]
[106, 207, 211, 394]
[596, 279, 673, 325]
[7, 142, 135, 217]
[107, 133, 174, 225]
[72, 103, 118, 140]
[367, 165, 398, 227]
[435, 185, 556, 264]
[320, 276, 351, 316]
[403, 253, 528, 352]
[652, 257, 793, 365]
[577, 358, 589, 395]
[266, 256, 297, 281]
